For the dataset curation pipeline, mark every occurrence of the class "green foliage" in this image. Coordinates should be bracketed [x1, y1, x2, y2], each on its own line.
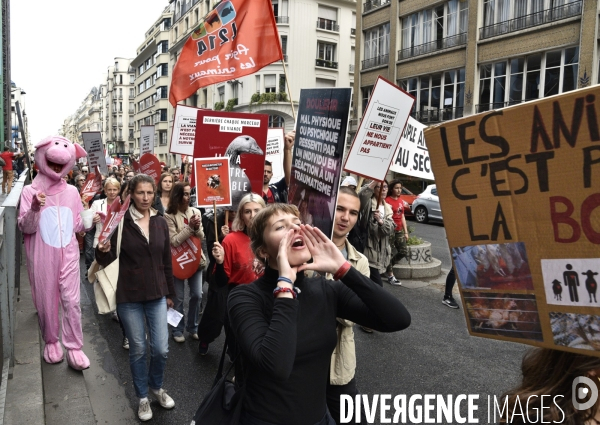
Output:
[214, 101, 224, 111]
[225, 98, 238, 111]
[406, 235, 424, 246]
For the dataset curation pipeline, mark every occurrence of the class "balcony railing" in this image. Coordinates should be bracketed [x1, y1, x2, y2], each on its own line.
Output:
[351, 28, 356, 35]
[411, 107, 464, 123]
[129, 122, 134, 127]
[399, 33, 467, 60]
[479, 1, 582, 39]
[118, 95, 123, 99]
[315, 58, 338, 69]
[364, 0, 390, 13]
[362, 54, 389, 70]
[129, 94, 135, 99]
[317, 18, 339, 32]
[276, 16, 289, 24]
[129, 136, 135, 141]
[349, 64, 355, 72]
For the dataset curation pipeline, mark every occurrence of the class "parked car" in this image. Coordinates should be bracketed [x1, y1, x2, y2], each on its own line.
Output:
[411, 184, 442, 223]
[399, 186, 418, 217]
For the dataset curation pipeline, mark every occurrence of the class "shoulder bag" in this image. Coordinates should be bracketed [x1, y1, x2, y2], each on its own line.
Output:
[190, 336, 244, 425]
[0, 157, 5, 167]
[91, 221, 123, 314]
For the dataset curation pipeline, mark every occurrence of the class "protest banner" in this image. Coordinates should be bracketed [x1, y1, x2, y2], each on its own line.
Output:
[425, 85, 600, 357]
[169, 0, 282, 106]
[171, 235, 202, 280]
[193, 110, 267, 209]
[80, 166, 103, 205]
[266, 128, 285, 184]
[139, 153, 162, 184]
[82, 132, 108, 175]
[344, 77, 414, 182]
[140, 126, 155, 155]
[169, 105, 200, 156]
[389, 117, 434, 180]
[289, 88, 352, 237]
[98, 195, 131, 244]
[194, 157, 232, 208]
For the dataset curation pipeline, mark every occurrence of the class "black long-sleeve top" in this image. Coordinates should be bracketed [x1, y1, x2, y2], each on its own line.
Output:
[227, 266, 411, 425]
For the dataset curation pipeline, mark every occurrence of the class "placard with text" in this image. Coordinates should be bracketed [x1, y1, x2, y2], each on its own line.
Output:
[266, 128, 285, 184]
[194, 157, 232, 208]
[140, 125, 155, 155]
[170, 105, 203, 156]
[82, 132, 108, 175]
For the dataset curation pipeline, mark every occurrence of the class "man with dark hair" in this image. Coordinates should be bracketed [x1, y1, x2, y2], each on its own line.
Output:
[262, 131, 295, 204]
[1, 147, 24, 194]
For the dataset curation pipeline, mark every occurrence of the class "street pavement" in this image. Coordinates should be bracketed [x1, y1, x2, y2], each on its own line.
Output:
[75, 220, 530, 425]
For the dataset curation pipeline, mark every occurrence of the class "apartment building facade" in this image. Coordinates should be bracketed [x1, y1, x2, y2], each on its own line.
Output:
[131, 5, 173, 164]
[10, 82, 28, 151]
[353, 0, 597, 138]
[61, 87, 102, 147]
[167, 0, 357, 166]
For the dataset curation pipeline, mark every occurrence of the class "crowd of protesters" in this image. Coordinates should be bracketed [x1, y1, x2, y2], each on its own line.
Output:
[41, 131, 598, 425]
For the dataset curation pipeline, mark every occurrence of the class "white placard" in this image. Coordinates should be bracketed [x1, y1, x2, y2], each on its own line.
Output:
[140, 125, 155, 155]
[266, 128, 285, 184]
[167, 308, 183, 327]
[541, 258, 600, 308]
[82, 132, 108, 175]
[169, 105, 200, 156]
[389, 117, 434, 180]
[343, 77, 414, 181]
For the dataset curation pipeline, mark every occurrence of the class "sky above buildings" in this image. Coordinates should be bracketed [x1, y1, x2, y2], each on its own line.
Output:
[11, 0, 169, 144]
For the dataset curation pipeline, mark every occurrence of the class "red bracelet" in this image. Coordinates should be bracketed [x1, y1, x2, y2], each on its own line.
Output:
[333, 261, 352, 281]
[273, 286, 297, 299]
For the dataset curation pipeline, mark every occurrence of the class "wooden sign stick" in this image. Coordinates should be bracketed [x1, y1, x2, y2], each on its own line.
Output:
[213, 200, 218, 238]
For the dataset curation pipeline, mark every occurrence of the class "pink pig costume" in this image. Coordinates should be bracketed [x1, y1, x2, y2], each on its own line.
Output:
[18, 136, 91, 370]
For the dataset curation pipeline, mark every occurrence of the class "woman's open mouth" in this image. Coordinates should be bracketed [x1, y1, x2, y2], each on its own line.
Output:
[47, 160, 63, 174]
[292, 237, 305, 249]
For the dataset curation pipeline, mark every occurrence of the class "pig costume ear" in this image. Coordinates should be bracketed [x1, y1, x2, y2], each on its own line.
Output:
[74, 144, 87, 159]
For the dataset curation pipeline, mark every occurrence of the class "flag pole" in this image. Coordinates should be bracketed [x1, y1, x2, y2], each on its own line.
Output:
[281, 59, 296, 121]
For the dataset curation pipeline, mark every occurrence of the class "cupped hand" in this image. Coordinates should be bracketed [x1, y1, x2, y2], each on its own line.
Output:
[212, 242, 224, 265]
[297, 225, 346, 276]
[36, 192, 46, 207]
[221, 225, 230, 236]
[276, 228, 300, 284]
[97, 239, 111, 253]
[93, 213, 101, 224]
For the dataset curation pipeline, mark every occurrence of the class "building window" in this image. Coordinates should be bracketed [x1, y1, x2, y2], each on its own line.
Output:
[256, 75, 261, 92]
[400, 0, 468, 59]
[316, 42, 337, 68]
[157, 41, 169, 54]
[363, 23, 390, 69]
[159, 131, 168, 145]
[175, 27, 179, 40]
[157, 86, 168, 99]
[185, 17, 189, 31]
[194, 9, 198, 23]
[159, 109, 168, 121]
[481, 0, 581, 39]
[281, 35, 288, 61]
[361, 86, 373, 115]
[129, 75, 135, 84]
[119, 75, 123, 85]
[279, 75, 286, 93]
[264, 75, 277, 93]
[129, 88, 135, 99]
[400, 68, 465, 123]
[317, 5, 338, 31]
[218, 86, 225, 103]
[269, 115, 285, 128]
[272, 0, 279, 16]
[477, 47, 578, 112]
[157, 63, 169, 77]
[316, 78, 336, 88]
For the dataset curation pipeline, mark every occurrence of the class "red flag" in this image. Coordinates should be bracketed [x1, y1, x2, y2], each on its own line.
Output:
[131, 157, 141, 173]
[169, 0, 283, 106]
[98, 195, 130, 244]
[80, 166, 103, 205]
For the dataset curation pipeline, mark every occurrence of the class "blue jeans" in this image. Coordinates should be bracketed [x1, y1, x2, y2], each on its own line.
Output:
[172, 271, 203, 336]
[117, 297, 169, 398]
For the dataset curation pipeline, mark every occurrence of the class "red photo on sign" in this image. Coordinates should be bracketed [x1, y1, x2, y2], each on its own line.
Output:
[193, 110, 267, 209]
[80, 166, 103, 205]
[98, 195, 131, 244]
[194, 157, 232, 208]
[171, 235, 202, 280]
[139, 153, 162, 184]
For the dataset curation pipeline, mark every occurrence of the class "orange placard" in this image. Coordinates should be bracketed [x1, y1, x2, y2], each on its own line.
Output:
[80, 166, 103, 205]
[194, 157, 231, 208]
[171, 235, 202, 280]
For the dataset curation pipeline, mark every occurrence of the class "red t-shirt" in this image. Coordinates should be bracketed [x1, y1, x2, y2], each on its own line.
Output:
[263, 188, 275, 204]
[0, 152, 15, 170]
[222, 231, 261, 284]
[386, 196, 405, 231]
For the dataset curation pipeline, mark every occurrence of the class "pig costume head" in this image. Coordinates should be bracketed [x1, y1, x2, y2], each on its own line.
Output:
[34, 136, 87, 182]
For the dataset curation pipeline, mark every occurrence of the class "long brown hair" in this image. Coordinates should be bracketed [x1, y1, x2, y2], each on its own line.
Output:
[501, 348, 600, 424]
[166, 182, 190, 215]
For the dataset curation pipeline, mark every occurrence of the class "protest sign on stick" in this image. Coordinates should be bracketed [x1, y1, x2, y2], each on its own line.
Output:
[193, 110, 267, 209]
[266, 128, 285, 184]
[289, 88, 352, 237]
[98, 195, 131, 244]
[170, 105, 201, 156]
[139, 153, 162, 184]
[194, 157, 232, 209]
[80, 166, 103, 205]
[344, 77, 414, 182]
[425, 85, 600, 357]
[171, 236, 202, 280]
[140, 126, 155, 155]
[389, 117, 434, 180]
[82, 132, 108, 175]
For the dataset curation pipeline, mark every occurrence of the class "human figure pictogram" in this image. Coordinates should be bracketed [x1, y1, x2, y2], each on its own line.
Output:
[563, 264, 580, 302]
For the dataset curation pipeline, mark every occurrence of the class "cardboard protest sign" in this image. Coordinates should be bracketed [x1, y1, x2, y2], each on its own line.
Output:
[82, 132, 108, 175]
[266, 128, 285, 184]
[139, 153, 162, 184]
[140, 126, 155, 155]
[389, 117, 434, 180]
[98, 195, 130, 244]
[193, 110, 268, 209]
[194, 157, 232, 208]
[344, 77, 414, 182]
[171, 235, 202, 280]
[170, 105, 201, 156]
[425, 85, 600, 357]
[80, 166, 103, 205]
[289, 88, 352, 237]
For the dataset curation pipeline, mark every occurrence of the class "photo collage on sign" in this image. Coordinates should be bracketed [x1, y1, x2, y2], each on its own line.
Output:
[452, 242, 542, 341]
